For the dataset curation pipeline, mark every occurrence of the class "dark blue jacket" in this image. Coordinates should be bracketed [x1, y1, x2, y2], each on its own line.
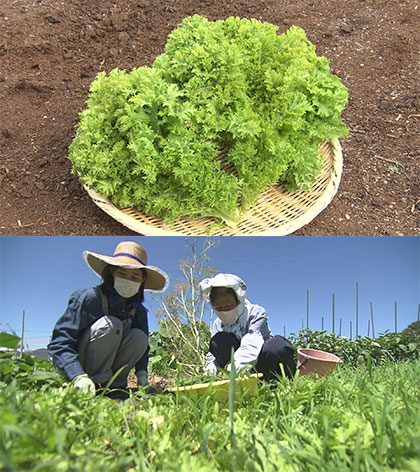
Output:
[47, 285, 149, 380]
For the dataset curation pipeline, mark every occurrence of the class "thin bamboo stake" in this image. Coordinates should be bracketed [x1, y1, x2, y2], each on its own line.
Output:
[370, 302, 375, 338]
[339, 317, 342, 336]
[367, 319, 370, 337]
[356, 281, 359, 337]
[20, 310, 25, 358]
[322, 316, 324, 331]
[307, 289, 309, 329]
[284, 325, 286, 337]
[394, 301, 398, 333]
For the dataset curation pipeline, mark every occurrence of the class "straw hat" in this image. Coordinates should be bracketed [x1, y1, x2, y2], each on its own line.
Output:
[83, 241, 169, 292]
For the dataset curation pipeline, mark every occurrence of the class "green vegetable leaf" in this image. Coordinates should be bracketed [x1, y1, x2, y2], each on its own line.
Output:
[0, 333, 21, 349]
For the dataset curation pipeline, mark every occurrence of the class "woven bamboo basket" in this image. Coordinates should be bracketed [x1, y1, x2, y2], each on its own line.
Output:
[84, 138, 342, 236]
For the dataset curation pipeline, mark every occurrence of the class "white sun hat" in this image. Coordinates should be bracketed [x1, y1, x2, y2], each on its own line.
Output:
[199, 273, 247, 304]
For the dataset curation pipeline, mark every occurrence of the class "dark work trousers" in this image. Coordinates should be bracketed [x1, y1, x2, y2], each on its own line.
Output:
[209, 332, 296, 380]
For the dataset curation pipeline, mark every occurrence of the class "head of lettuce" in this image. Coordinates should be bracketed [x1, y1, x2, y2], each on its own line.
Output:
[69, 15, 349, 228]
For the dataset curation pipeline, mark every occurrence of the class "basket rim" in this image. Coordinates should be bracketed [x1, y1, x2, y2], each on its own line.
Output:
[84, 138, 343, 236]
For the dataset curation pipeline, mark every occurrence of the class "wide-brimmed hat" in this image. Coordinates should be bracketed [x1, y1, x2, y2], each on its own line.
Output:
[83, 241, 169, 292]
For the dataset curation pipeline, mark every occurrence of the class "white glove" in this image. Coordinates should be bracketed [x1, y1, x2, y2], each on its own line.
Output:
[136, 370, 149, 387]
[226, 362, 252, 375]
[72, 374, 96, 396]
[206, 361, 219, 375]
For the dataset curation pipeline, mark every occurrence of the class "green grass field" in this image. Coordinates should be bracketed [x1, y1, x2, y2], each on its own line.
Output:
[1, 357, 419, 471]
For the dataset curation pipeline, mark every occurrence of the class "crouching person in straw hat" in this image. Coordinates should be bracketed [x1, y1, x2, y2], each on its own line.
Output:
[199, 273, 296, 380]
[48, 241, 169, 397]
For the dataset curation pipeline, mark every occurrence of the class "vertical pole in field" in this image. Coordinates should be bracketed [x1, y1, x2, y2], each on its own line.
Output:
[307, 289, 309, 329]
[356, 281, 359, 338]
[367, 319, 370, 337]
[20, 310, 25, 358]
[370, 302, 375, 338]
[332, 294, 335, 334]
[322, 316, 324, 330]
[394, 302, 397, 333]
[339, 317, 342, 336]
[301, 318, 304, 330]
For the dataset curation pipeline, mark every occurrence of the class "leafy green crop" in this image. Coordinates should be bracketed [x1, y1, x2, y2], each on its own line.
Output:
[1, 330, 419, 470]
[290, 328, 420, 368]
[69, 15, 349, 226]
[1, 355, 419, 471]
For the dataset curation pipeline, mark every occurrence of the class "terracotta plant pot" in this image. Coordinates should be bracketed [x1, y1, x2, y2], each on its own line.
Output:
[297, 348, 343, 377]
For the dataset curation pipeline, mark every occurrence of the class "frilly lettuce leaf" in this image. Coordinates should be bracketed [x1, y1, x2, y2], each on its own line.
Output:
[69, 16, 349, 227]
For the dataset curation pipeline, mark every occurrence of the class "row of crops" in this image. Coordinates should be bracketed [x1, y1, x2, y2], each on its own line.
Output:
[1, 327, 419, 471]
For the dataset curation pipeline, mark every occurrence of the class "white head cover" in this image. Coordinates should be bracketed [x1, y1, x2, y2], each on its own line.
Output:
[199, 273, 249, 335]
[199, 273, 247, 305]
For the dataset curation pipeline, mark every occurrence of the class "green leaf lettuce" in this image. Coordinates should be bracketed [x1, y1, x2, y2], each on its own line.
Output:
[69, 16, 349, 227]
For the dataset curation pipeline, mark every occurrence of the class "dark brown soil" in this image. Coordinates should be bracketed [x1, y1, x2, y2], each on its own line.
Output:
[1, 0, 419, 235]
[127, 373, 175, 390]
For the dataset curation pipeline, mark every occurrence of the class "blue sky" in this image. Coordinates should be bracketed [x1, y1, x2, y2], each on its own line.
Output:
[0, 236, 419, 350]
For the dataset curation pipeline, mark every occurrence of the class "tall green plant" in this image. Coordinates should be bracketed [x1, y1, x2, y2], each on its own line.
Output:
[402, 320, 420, 340]
[150, 237, 218, 377]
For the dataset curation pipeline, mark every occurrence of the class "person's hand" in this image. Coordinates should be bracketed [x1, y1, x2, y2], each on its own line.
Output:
[206, 362, 219, 375]
[136, 370, 149, 387]
[225, 363, 252, 376]
[72, 374, 96, 396]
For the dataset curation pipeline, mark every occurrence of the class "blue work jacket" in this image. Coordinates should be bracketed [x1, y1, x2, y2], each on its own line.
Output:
[47, 285, 149, 381]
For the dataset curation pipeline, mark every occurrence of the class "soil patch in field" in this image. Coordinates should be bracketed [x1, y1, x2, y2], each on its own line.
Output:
[127, 373, 175, 390]
[1, 0, 419, 235]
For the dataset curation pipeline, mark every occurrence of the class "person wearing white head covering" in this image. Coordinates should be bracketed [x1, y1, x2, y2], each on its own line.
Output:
[199, 273, 296, 380]
[48, 241, 169, 398]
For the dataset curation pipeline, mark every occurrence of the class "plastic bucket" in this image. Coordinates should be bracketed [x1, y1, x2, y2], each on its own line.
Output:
[297, 348, 343, 377]
[167, 373, 262, 402]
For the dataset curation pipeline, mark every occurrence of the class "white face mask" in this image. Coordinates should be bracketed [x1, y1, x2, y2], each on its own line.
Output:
[215, 307, 238, 325]
[114, 276, 141, 298]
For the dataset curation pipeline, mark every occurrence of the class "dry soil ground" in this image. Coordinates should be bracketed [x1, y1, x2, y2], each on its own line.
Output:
[1, 0, 419, 235]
